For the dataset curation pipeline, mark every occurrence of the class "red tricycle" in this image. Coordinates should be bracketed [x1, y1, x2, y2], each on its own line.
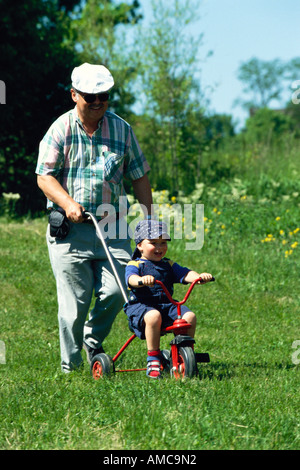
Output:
[90, 277, 214, 380]
[83, 212, 214, 380]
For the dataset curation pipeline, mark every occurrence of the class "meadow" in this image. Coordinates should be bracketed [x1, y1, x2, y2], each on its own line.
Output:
[0, 143, 300, 451]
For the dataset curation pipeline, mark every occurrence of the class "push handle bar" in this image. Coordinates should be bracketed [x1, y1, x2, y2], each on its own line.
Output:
[155, 277, 215, 306]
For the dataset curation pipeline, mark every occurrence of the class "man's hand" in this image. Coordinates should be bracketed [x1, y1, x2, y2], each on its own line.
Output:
[65, 201, 85, 223]
[37, 175, 85, 223]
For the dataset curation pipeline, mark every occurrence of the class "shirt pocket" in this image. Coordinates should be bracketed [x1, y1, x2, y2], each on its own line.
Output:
[103, 151, 125, 184]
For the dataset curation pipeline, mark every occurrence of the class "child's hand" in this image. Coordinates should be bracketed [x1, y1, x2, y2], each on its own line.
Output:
[198, 272, 213, 283]
[141, 275, 155, 286]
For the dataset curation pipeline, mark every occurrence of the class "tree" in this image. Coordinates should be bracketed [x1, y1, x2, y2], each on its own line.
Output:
[0, 0, 80, 214]
[0, 0, 142, 214]
[235, 57, 287, 111]
[243, 108, 296, 145]
[67, 0, 142, 118]
[132, 0, 209, 195]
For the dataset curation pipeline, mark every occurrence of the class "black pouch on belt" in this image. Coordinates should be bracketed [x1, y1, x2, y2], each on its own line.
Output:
[48, 208, 70, 240]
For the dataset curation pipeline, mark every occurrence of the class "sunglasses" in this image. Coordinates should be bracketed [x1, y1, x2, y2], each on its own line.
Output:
[76, 90, 110, 103]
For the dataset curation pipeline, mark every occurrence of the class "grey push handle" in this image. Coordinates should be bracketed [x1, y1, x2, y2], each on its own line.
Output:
[84, 212, 128, 303]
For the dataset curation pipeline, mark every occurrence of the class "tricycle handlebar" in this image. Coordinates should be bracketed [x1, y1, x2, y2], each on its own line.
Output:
[155, 277, 215, 306]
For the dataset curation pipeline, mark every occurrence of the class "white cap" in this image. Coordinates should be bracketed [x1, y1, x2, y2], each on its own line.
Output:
[71, 63, 114, 93]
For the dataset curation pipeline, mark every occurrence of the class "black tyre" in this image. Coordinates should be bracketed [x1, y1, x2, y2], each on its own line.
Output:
[161, 349, 171, 373]
[91, 353, 114, 379]
[171, 346, 197, 378]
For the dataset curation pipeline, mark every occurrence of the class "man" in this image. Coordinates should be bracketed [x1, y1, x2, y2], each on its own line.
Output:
[36, 63, 152, 373]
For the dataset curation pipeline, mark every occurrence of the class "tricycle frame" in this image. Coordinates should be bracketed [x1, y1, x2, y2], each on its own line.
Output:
[91, 278, 212, 380]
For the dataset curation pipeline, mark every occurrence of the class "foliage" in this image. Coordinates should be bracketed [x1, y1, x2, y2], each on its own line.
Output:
[0, 0, 142, 215]
[235, 57, 288, 110]
[0, 0, 80, 214]
[1, 1, 300, 217]
[242, 108, 298, 144]
[68, 0, 142, 118]
[132, 0, 209, 195]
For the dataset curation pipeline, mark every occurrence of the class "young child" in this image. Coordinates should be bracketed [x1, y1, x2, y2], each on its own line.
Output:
[124, 219, 213, 379]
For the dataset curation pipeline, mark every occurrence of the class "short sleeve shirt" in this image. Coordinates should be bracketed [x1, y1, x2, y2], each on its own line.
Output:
[125, 258, 190, 304]
[36, 107, 150, 213]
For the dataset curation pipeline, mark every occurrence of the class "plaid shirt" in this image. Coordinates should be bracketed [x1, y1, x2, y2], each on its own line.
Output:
[36, 107, 150, 213]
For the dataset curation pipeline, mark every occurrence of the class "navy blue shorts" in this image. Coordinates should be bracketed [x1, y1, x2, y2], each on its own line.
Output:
[124, 301, 192, 339]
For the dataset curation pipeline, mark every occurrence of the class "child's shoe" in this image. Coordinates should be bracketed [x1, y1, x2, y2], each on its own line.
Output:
[146, 350, 162, 379]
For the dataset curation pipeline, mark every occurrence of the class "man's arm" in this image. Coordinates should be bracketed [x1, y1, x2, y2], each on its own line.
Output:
[37, 175, 85, 222]
[131, 174, 153, 217]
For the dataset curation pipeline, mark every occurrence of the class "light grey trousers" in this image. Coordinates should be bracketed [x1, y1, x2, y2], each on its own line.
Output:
[47, 220, 131, 372]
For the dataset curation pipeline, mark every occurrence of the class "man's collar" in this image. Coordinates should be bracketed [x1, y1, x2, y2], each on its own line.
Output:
[73, 105, 105, 130]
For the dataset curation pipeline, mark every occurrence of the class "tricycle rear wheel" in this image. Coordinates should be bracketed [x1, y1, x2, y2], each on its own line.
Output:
[91, 353, 114, 379]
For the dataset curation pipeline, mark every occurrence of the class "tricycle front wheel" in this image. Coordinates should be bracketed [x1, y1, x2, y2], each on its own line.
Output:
[171, 346, 197, 379]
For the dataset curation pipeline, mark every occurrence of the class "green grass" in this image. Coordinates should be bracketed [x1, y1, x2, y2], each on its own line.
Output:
[0, 191, 300, 450]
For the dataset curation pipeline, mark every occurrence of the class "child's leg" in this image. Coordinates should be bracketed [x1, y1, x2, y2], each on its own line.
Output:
[143, 309, 162, 378]
[144, 309, 162, 351]
[182, 311, 197, 338]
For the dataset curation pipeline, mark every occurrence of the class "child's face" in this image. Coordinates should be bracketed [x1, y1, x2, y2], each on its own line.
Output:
[138, 237, 168, 261]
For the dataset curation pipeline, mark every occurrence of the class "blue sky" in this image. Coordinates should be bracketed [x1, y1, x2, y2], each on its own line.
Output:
[136, 0, 300, 130]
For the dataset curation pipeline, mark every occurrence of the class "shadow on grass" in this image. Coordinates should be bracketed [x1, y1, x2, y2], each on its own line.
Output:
[197, 361, 297, 381]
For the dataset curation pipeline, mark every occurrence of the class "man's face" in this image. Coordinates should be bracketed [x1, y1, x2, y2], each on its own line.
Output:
[71, 89, 109, 122]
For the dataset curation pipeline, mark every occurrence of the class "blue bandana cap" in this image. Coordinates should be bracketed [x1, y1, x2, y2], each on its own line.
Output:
[132, 219, 171, 259]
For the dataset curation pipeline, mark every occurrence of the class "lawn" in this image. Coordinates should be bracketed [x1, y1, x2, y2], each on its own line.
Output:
[0, 184, 299, 450]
